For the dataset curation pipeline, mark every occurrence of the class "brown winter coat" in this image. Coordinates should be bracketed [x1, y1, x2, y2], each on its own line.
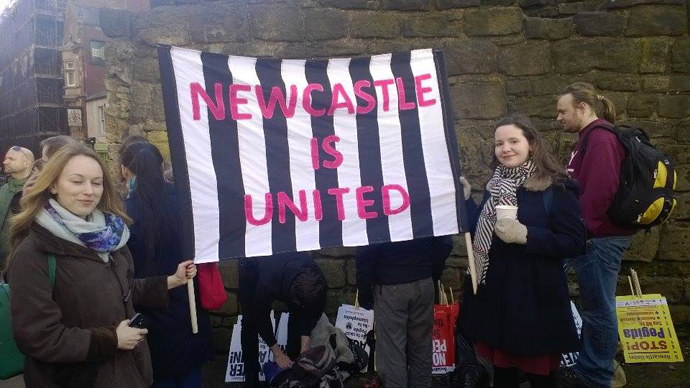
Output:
[7, 224, 169, 387]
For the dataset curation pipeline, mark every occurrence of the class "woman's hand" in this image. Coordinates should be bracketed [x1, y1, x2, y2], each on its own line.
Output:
[116, 320, 148, 350]
[459, 176, 472, 200]
[167, 260, 197, 290]
[271, 345, 293, 368]
[495, 218, 528, 244]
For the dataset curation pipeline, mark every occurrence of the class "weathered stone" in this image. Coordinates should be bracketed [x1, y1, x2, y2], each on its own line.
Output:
[151, 85, 165, 123]
[188, 4, 248, 43]
[481, 0, 516, 5]
[669, 305, 690, 336]
[665, 145, 690, 165]
[658, 96, 690, 119]
[557, 2, 589, 15]
[222, 317, 237, 328]
[315, 259, 347, 288]
[318, 246, 356, 258]
[218, 259, 239, 289]
[573, 12, 624, 37]
[250, 4, 305, 41]
[436, 0, 480, 8]
[498, 41, 551, 76]
[659, 223, 690, 261]
[677, 166, 690, 192]
[643, 76, 690, 93]
[304, 9, 348, 41]
[440, 267, 462, 291]
[464, 7, 523, 37]
[100, 9, 133, 38]
[672, 193, 690, 220]
[616, 276, 683, 302]
[346, 260, 356, 285]
[210, 316, 223, 328]
[212, 327, 232, 353]
[317, 0, 375, 9]
[381, 0, 431, 10]
[621, 260, 690, 277]
[623, 228, 659, 262]
[626, 95, 658, 118]
[493, 34, 525, 46]
[553, 39, 639, 73]
[606, 0, 686, 9]
[444, 40, 498, 75]
[524, 16, 573, 41]
[450, 234, 468, 258]
[626, 6, 687, 37]
[350, 12, 402, 39]
[324, 289, 343, 315]
[217, 291, 239, 316]
[639, 38, 670, 73]
[671, 39, 690, 72]
[134, 6, 192, 46]
[595, 74, 640, 92]
[510, 95, 558, 118]
[451, 80, 507, 119]
[404, 15, 458, 38]
[677, 120, 690, 143]
[519, 0, 549, 7]
[129, 83, 153, 124]
[505, 79, 532, 96]
[532, 76, 585, 96]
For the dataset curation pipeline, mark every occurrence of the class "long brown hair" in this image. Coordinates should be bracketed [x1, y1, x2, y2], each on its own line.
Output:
[492, 114, 569, 185]
[8, 144, 131, 264]
[560, 82, 616, 124]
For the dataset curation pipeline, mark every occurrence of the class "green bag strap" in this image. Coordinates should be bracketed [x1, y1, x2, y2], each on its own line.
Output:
[47, 254, 56, 290]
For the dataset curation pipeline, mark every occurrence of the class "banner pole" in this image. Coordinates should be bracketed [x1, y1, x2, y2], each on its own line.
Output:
[188, 280, 199, 334]
[464, 233, 478, 295]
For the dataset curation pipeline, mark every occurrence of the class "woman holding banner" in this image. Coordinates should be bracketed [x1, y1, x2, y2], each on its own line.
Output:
[6, 143, 196, 388]
[459, 114, 586, 387]
[121, 141, 213, 387]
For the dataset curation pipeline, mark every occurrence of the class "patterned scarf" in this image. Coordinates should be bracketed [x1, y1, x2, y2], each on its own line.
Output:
[473, 159, 536, 286]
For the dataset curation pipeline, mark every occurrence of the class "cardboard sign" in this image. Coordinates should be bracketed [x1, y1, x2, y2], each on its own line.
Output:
[432, 305, 455, 374]
[335, 304, 374, 372]
[616, 294, 684, 363]
[561, 301, 583, 367]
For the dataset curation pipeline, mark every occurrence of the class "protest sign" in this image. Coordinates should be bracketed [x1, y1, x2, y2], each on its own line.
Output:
[158, 46, 467, 263]
[561, 301, 583, 367]
[335, 304, 374, 371]
[225, 312, 287, 382]
[616, 294, 684, 363]
[432, 305, 455, 374]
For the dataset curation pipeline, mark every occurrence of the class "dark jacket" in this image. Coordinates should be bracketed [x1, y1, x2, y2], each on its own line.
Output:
[243, 252, 325, 347]
[567, 118, 636, 237]
[459, 175, 586, 356]
[8, 224, 168, 387]
[356, 236, 453, 310]
[126, 183, 213, 379]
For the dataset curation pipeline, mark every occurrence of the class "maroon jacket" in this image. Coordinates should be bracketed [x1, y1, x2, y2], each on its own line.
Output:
[566, 119, 636, 237]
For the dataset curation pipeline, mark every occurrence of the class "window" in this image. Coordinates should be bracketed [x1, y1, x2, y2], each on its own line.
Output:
[90, 41, 106, 66]
[98, 104, 106, 135]
[65, 70, 76, 87]
[64, 61, 75, 70]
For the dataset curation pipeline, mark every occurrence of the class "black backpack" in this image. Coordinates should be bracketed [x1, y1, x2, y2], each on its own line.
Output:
[581, 124, 676, 230]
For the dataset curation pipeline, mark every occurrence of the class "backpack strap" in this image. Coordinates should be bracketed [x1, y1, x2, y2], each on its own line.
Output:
[579, 123, 617, 157]
[47, 254, 56, 290]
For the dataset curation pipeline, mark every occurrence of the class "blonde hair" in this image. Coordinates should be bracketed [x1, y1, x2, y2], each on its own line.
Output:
[8, 144, 131, 264]
[560, 82, 616, 124]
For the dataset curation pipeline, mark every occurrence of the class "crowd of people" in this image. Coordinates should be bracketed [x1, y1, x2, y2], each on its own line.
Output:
[0, 81, 634, 388]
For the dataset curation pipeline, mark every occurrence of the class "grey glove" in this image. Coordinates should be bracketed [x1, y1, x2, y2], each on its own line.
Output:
[495, 218, 528, 245]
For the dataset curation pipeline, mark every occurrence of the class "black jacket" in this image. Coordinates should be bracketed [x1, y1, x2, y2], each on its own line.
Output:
[356, 236, 453, 309]
[459, 176, 585, 356]
[126, 184, 214, 379]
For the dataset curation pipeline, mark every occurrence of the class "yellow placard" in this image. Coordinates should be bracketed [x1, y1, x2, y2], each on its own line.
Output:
[616, 294, 684, 363]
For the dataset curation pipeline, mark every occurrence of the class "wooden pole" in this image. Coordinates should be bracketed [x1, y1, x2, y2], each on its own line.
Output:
[355, 290, 360, 310]
[464, 233, 478, 295]
[187, 280, 199, 334]
[628, 276, 635, 296]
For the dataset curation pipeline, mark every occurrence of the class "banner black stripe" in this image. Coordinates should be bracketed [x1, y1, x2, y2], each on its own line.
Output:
[349, 56, 390, 244]
[305, 59, 343, 249]
[255, 58, 297, 254]
[201, 52, 246, 259]
[390, 52, 434, 238]
[158, 46, 196, 260]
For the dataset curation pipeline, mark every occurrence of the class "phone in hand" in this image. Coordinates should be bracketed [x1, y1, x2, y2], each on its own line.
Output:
[129, 313, 148, 329]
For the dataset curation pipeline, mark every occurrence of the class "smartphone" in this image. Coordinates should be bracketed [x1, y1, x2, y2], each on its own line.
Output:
[129, 313, 148, 329]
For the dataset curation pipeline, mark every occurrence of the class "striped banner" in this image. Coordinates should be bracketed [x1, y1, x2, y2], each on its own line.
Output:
[158, 46, 467, 263]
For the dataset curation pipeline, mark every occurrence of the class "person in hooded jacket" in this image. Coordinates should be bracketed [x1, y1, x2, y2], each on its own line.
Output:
[459, 114, 586, 388]
[7, 143, 196, 387]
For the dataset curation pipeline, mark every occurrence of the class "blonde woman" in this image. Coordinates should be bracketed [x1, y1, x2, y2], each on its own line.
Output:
[7, 143, 195, 387]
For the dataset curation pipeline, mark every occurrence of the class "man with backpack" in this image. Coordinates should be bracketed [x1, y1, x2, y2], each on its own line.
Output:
[556, 82, 637, 388]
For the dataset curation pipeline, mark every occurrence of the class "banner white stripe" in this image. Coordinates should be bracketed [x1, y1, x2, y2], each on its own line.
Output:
[281, 59, 321, 252]
[327, 58, 369, 247]
[228, 55, 273, 257]
[369, 54, 414, 242]
[411, 49, 459, 235]
[170, 47, 219, 263]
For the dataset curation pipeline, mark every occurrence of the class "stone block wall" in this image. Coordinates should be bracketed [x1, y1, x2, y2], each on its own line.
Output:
[99, 0, 690, 343]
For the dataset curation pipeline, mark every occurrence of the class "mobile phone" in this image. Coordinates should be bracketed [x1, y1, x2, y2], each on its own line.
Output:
[129, 313, 148, 329]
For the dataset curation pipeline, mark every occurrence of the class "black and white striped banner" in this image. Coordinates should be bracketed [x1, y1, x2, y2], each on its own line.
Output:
[158, 46, 467, 263]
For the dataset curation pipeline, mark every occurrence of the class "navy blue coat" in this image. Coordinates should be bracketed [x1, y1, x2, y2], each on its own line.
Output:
[459, 177, 585, 356]
[126, 184, 213, 379]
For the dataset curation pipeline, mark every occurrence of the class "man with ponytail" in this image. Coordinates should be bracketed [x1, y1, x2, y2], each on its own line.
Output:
[556, 82, 636, 388]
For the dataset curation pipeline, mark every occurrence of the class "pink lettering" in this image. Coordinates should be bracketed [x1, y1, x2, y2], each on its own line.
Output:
[354, 80, 376, 114]
[310, 138, 320, 170]
[415, 74, 437, 107]
[356, 186, 378, 219]
[396, 77, 416, 111]
[382, 184, 410, 216]
[327, 187, 350, 221]
[327, 83, 355, 115]
[230, 84, 252, 120]
[322, 135, 343, 169]
[313, 189, 323, 221]
[277, 190, 308, 223]
[373, 79, 394, 112]
[255, 85, 298, 119]
[303, 84, 325, 117]
[244, 193, 273, 225]
[191, 82, 225, 121]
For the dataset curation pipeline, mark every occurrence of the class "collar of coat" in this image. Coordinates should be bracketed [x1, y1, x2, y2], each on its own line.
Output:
[523, 174, 553, 192]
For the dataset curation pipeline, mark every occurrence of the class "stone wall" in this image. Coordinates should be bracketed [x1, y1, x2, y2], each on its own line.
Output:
[99, 0, 690, 349]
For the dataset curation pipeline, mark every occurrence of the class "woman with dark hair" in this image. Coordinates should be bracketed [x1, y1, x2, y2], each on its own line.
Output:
[458, 114, 586, 387]
[120, 142, 213, 387]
